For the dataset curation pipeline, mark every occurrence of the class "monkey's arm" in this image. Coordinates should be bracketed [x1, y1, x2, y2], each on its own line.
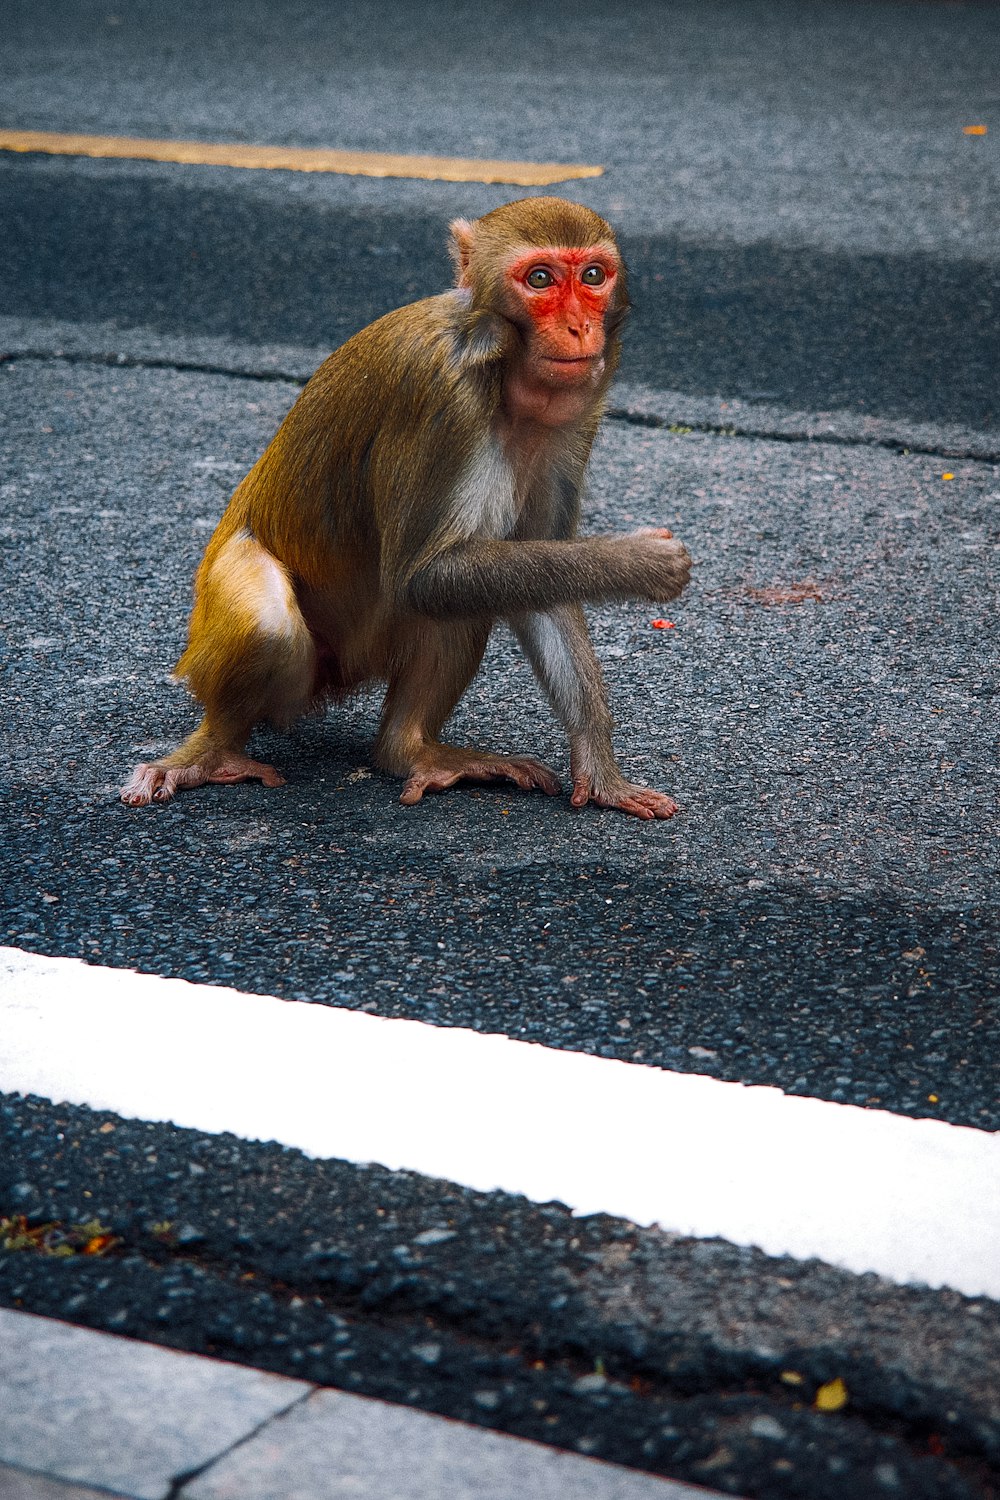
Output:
[510, 605, 678, 820]
[408, 531, 691, 618]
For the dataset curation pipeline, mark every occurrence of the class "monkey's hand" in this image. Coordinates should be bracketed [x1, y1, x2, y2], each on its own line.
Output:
[570, 769, 679, 822]
[399, 745, 561, 805]
[623, 528, 692, 603]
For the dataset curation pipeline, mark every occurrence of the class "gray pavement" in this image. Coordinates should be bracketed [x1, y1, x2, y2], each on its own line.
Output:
[2, 339, 997, 1127]
[2, 0, 998, 432]
[2, 155, 996, 433]
[2, 329, 998, 1500]
[3, 0, 998, 260]
[0, 1308, 717, 1500]
[2, 2, 999, 1496]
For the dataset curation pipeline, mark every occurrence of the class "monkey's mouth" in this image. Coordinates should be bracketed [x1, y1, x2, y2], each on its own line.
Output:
[540, 353, 606, 383]
[540, 354, 602, 377]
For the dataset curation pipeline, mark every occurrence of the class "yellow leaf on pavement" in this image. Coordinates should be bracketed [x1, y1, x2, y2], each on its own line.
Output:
[815, 1377, 849, 1412]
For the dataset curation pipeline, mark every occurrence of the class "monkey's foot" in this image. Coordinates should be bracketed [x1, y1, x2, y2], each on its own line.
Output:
[120, 754, 286, 806]
[399, 748, 561, 806]
[570, 774, 679, 821]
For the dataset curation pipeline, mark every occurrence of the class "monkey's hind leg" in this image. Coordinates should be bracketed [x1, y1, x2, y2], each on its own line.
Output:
[121, 531, 316, 806]
[373, 621, 561, 806]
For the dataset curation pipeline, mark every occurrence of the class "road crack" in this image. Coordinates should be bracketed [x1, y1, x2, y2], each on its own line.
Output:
[4, 347, 997, 462]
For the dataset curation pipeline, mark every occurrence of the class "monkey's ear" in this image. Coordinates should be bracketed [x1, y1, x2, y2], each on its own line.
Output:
[448, 308, 511, 374]
[461, 310, 508, 366]
[448, 218, 477, 287]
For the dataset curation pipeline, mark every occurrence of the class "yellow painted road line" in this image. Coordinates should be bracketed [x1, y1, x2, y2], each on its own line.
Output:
[0, 129, 603, 186]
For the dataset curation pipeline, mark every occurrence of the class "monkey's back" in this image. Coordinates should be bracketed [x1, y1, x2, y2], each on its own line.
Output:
[212, 293, 494, 593]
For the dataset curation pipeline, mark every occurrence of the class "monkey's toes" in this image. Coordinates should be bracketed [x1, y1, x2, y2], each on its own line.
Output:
[615, 787, 679, 820]
[207, 756, 286, 788]
[571, 776, 679, 821]
[120, 764, 172, 806]
[399, 752, 561, 805]
[498, 756, 562, 796]
[121, 755, 285, 805]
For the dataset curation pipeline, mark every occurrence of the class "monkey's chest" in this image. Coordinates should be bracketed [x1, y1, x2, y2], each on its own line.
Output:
[452, 442, 520, 538]
[453, 439, 557, 539]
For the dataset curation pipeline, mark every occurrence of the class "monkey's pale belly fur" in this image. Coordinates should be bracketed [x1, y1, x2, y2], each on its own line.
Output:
[121, 198, 691, 819]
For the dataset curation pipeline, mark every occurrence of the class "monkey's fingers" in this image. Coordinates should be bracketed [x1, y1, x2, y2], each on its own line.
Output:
[571, 775, 679, 821]
[631, 534, 693, 602]
[634, 526, 674, 539]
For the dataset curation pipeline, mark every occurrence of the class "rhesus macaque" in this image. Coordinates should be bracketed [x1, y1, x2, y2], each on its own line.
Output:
[121, 198, 691, 819]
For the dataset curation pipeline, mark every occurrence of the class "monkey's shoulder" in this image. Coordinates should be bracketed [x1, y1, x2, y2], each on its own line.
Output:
[357, 290, 471, 348]
[310, 292, 500, 416]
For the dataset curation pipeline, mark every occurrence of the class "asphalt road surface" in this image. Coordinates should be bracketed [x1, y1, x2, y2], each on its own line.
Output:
[1, 3, 999, 1498]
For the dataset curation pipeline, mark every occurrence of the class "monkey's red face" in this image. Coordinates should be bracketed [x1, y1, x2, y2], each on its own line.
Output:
[502, 246, 620, 388]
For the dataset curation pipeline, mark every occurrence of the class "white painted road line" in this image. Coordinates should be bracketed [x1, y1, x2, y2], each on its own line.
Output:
[1, 946, 998, 1299]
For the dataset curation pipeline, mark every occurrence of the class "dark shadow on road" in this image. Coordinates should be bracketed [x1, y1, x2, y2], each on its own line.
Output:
[6, 790, 998, 1132]
[2, 162, 998, 429]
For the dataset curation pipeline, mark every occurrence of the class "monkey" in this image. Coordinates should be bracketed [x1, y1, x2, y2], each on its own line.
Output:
[121, 197, 691, 820]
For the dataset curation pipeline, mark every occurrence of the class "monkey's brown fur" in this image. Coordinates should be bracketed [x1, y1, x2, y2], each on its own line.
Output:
[121, 198, 692, 818]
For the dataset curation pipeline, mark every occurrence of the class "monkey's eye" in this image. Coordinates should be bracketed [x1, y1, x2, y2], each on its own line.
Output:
[580, 264, 608, 286]
[525, 267, 555, 289]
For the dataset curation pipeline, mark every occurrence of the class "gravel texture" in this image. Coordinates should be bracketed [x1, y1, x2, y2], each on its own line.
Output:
[2, 357, 997, 1131]
[3, 1094, 997, 1499]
